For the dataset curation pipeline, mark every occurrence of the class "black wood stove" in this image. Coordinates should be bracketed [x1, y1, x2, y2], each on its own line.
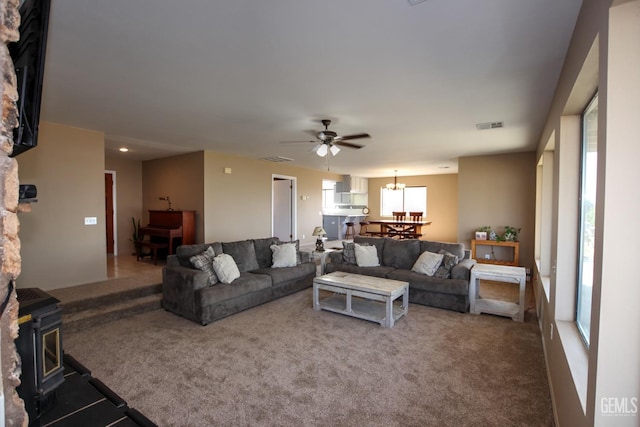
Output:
[16, 287, 64, 425]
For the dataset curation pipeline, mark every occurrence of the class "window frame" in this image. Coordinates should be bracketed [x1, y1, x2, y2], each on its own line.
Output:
[576, 92, 598, 347]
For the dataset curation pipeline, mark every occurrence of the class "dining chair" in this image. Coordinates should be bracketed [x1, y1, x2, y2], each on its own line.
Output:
[388, 212, 407, 238]
[409, 212, 423, 221]
[392, 211, 406, 221]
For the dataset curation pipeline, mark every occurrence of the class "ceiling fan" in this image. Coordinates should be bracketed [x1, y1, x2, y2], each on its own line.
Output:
[282, 119, 371, 158]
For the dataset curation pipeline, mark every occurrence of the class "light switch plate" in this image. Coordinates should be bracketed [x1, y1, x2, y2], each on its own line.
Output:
[84, 217, 97, 225]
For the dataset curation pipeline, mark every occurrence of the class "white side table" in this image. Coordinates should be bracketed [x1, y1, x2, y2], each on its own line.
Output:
[469, 263, 526, 322]
[311, 249, 336, 276]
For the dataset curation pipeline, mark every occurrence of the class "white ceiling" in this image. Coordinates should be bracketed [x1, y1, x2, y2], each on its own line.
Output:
[40, 0, 582, 178]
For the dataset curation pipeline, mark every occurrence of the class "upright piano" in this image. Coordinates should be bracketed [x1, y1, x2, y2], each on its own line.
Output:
[139, 210, 196, 254]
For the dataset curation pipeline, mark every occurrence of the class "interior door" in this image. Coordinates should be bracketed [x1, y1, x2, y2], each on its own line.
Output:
[104, 172, 114, 254]
[273, 177, 294, 241]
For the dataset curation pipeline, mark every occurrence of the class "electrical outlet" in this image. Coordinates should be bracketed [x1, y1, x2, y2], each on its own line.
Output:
[302, 234, 305, 239]
[550, 324, 554, 340]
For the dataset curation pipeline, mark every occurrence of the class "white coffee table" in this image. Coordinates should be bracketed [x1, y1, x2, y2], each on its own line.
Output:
[313, 272, 409, 328]
[469, 263, 527, 322]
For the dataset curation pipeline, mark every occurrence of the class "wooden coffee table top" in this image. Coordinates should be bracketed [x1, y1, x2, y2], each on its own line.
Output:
[313, 272, 408, 296]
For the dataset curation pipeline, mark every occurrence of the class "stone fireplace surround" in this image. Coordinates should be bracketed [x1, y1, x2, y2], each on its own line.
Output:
[1, 0, 34, 424]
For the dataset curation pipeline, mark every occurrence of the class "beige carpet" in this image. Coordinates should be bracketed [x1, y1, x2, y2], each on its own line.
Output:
[64, 285, 552, 427]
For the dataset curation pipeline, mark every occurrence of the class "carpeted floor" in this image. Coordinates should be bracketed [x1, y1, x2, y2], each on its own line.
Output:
[64, 285, 552, 427]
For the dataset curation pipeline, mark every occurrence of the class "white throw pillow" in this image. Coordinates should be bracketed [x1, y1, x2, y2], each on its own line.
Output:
[354, 243, 380, 267]
[412, 251, 444, 276]
[270, 243, 297, 268]
[212, 253, 241, 284]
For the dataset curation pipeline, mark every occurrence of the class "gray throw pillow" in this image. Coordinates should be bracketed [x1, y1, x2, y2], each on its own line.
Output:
[189, 246, 218, 285]
[342, 241, 357, 265]
[433, 249, 459, 279]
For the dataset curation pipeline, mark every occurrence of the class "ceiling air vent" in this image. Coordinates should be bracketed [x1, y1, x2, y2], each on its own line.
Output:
[260, 156, 294, 163]
[475, 121, 504, 130]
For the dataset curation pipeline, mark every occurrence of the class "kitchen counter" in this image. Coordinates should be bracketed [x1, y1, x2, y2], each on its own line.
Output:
[322, 214, 368, 240]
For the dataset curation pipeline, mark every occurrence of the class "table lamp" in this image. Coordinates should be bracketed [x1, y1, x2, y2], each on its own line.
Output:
[312, 226, 327, 252]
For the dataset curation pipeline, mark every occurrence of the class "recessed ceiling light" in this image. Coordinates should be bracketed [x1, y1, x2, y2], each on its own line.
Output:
[119, 147, 129, 152]
[408, 0, 428, 5]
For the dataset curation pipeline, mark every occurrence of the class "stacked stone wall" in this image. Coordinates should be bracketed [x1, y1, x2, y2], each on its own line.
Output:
[0, 0, 27, 424]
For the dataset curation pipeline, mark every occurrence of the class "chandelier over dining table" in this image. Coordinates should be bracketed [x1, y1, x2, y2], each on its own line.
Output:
[385, 170, 406, 190]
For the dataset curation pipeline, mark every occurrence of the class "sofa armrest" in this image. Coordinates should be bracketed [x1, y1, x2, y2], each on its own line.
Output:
[163, 265, 210, 293]
[451, 258, 477, 281]
[167, 254, 181, 267]
[327, 250, 344, 264]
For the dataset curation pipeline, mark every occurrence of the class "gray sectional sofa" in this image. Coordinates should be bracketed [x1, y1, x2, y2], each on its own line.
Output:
[325, 236, 476, 312]
[162, 237, 316, 325]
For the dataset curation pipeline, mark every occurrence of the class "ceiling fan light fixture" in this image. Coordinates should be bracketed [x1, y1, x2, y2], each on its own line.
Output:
[316, 144, 328, 157]
[329, 145, 340, 156]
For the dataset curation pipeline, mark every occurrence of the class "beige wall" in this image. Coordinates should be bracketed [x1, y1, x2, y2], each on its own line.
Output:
[143, 151, 340, 247]
[367, 174, 458, 243]
[458, 152, 537, 271]
[17, 122, 107, 290]
[142, 152, 205, 241]
[105, 155, 143, 256]
[534, 1, 640, 425]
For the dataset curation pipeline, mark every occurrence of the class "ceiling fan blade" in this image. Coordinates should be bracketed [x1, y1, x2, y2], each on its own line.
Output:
[338, 133, 371, 141]
[280, 140, 317, 144]
[334, 141, 364, 149]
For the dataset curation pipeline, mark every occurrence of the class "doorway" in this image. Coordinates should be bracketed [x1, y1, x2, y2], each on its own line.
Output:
[104, 171, 117, 255]
[272, 175, 296, 242]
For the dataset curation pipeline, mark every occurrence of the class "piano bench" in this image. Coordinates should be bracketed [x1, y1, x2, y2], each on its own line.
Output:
[136, 241, 169, 265]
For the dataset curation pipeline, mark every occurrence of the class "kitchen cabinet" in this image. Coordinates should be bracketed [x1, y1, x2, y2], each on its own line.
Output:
[335, 176, 368, 193]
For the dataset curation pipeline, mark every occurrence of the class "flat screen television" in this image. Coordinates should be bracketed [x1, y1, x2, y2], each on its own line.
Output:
[9, 0, 51, 157]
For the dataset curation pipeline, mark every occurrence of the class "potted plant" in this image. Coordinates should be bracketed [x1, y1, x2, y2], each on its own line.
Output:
[130, 217, 149, 257]
[500, 226, 521, 242]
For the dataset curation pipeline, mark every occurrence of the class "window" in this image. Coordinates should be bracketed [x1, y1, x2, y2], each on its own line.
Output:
[380, 186, 427, 217]
[321, 180, 335, 210]
[577, 93, 598, 347]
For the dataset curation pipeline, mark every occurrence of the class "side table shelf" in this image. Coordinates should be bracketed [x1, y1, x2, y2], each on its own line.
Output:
[471, 239, 520, 266]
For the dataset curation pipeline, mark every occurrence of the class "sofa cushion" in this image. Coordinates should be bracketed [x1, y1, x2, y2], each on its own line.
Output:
[412, 250, 444, 276]
[195, 272, 272, 308]
[251, 262, 316, 285]
[212, 254, 241, 284]
[270, 243, 297, 268]
[383, 238, 421, 269]
[189, 246, 218, 285]
[222, 240, 260, 272]
[253, 237, 280, 268]
[176, 242, 222, 267]
[355, 244, 380, 267]
[420, 240, 465, 260]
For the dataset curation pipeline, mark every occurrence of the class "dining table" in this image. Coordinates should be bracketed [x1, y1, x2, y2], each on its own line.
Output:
[366, 219, 432, 238]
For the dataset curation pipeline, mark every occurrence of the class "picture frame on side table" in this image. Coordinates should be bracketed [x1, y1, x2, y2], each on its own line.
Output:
[475, 231, 487, 240]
